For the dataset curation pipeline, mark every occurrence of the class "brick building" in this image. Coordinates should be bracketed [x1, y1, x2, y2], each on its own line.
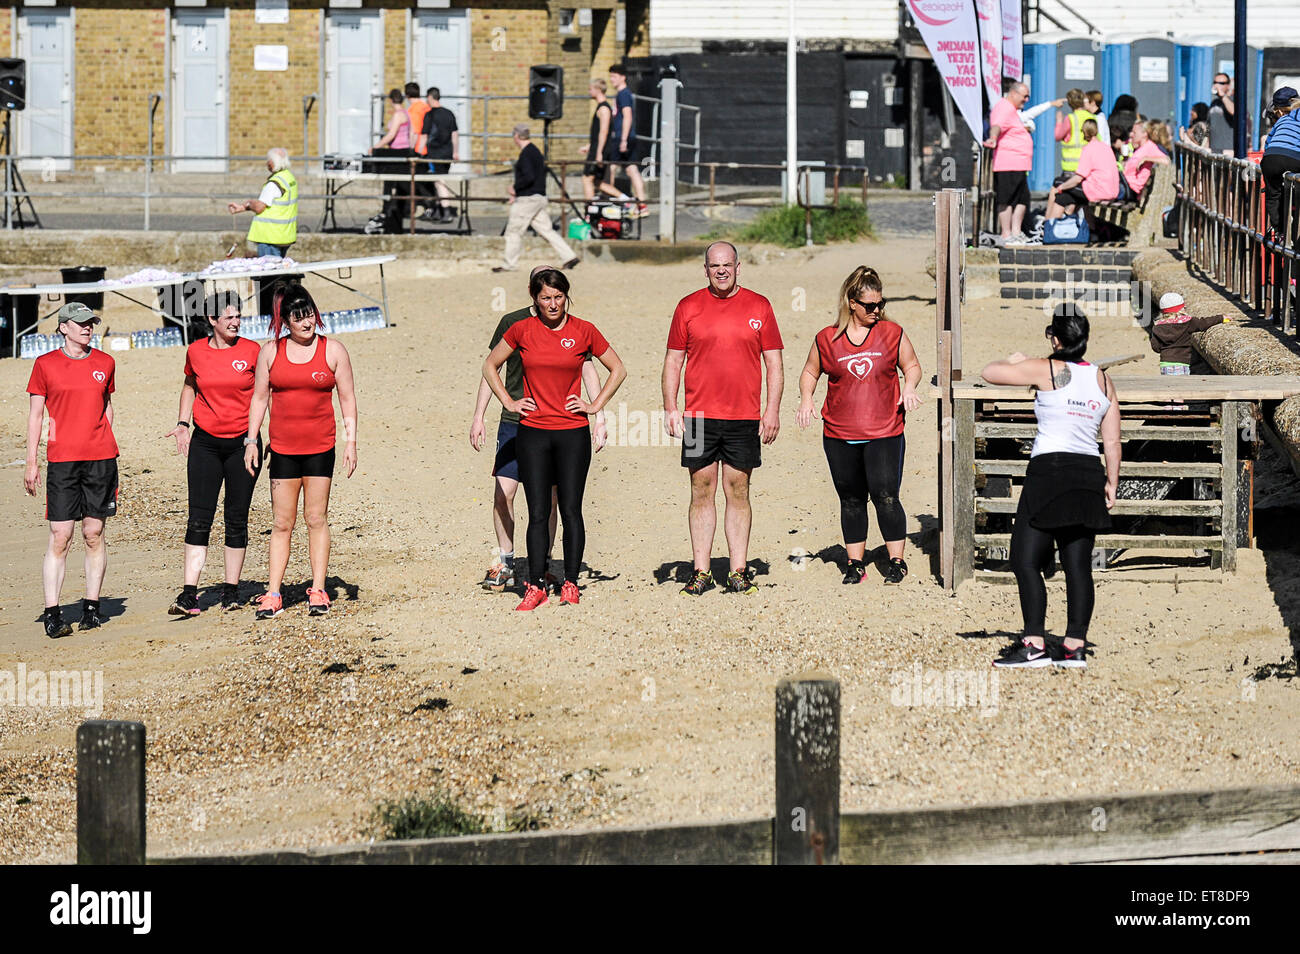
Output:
[8, 0, 649, 170]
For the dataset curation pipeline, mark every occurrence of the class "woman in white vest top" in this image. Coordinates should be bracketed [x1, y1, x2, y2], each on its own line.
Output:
[981, 305, 1121, 670]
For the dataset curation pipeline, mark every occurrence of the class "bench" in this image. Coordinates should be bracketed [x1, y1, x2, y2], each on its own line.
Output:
[1090, 159, 1175, 246]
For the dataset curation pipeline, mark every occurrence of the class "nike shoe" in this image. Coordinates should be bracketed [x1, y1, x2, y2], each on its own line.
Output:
[992, 639, 1052, 669]
[842, 560, 867, 585]
[220, 585, 242, 610]
[680, 570, 715, 596]
[168, 590, 200, 617]
[43, 609, 72, 640]
[515, 583, 549, 612]
[559, 581, 581, 605]
[1053, 642, 1089, 669]
[79, 601, 106, 630]
[480, 563, 515, 591]
[724, 569, 758, 595]
[881, 558, 908, 585]
[307, 588, 331, 617]
[254, 592, 283, 621]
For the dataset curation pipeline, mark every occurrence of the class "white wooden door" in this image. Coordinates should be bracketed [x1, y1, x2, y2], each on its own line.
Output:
[172, 11, 229, 172]
[412, 12, 470, 161]
[18, 8, 74, 171]
[325, 11, 383, 157]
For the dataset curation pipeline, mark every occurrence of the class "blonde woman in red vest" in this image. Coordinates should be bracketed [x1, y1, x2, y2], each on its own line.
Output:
[797, 266, 922, 585]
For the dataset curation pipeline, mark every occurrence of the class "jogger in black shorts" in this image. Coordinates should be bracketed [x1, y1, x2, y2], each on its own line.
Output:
[165, 292, 264, 615]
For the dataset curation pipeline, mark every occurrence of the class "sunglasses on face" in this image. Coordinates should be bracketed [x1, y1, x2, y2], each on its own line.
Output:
[854, 298, 886, 314]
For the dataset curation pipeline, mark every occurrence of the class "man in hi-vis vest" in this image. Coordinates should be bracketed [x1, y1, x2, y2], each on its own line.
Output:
[1055, 88, 1093, 175]
[228, 147, 298, 257]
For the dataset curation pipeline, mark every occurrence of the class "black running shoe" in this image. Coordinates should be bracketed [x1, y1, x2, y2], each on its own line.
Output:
[723, 569, 758, 595]
[79, 600, 106, 631]
[992, 639, 1052, 669]
[43, 609, 72, 639]
[169, 590, 200, 617]
[220, 585, 242, 610]
[1053, 641, 1089, 669]
[842, 560, 867, 584]
[881, 557, 908, 585]
[680, 570, 715, 596]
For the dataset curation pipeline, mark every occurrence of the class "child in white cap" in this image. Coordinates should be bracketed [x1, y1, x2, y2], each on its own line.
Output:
[1148, 293, 1230, 375]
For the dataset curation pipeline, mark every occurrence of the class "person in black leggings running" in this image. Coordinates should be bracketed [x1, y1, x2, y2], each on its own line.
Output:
[482, 268, 626, 611]
[797, 266, 922, 584]
[164, 292, 264, 614]
[981, 304, 1121, 669]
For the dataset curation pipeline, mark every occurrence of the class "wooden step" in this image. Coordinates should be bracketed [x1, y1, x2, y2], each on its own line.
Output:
[975, 422, 1222, 441]
[976, 498, 1221, 516]
[974, 533, 1222, 550]
[975, 460, 1222, 478]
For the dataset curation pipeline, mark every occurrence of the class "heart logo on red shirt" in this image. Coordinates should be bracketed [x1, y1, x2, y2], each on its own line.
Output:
[847, 357, 872, 380]
[311, 371, 328, 383]
[231, 359, 249, 373]
[91, 370, 106, 383]
[560, 338, 575, 349]
[748, 318, 762, 331]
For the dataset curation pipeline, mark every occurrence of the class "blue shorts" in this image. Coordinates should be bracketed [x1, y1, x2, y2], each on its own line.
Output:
[493, 419, 520, 481]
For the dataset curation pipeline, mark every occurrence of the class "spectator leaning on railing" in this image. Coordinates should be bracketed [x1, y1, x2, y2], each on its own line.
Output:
[228, 147, 298, 258]
[1261, 86, 1300, 239]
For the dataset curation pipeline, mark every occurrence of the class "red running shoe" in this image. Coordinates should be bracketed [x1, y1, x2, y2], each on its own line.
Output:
[515, 584, 549, 612]
[559, 580, 580, 605]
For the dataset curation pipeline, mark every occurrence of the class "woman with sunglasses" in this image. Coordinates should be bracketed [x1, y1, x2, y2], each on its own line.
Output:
[797, 266, 922, 584]
[981, 304, 1120, 670]
[164, 291, 263, 615]
[244, 285, 358, 620]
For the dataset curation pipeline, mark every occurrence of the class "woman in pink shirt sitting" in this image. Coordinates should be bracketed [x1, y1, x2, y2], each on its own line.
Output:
[1045, 119, 1120, 220]
[1121, 120, 1172, 200]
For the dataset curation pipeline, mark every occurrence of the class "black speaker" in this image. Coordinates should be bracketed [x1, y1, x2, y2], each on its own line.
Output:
[528, 64, 563, 121]
[0, 58, 25, 111]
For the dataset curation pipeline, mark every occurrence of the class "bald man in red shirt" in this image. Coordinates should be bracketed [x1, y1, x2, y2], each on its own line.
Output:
[663, 241, 784, 596]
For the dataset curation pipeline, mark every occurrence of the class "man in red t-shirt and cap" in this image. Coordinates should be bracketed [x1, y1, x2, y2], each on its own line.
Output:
[25, 302, 119, 638]
[663, 241, 784, 595]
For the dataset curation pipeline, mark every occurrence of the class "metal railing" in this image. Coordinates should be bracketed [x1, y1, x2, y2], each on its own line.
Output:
[1175, 142, 1299, 333]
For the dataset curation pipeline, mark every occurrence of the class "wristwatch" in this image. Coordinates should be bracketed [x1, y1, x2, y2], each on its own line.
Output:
[243, 437, 257, 446]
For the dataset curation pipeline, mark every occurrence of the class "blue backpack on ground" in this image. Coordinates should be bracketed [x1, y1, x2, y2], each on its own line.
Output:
[1043, 211, 1090, 244]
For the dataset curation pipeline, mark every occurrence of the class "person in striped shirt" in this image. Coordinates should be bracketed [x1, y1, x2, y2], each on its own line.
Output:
[1262, 86, 1300, 238]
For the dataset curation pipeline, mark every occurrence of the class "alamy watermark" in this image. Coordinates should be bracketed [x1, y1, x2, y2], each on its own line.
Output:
[0, 663, 103, 716]
[889, 661, 999, 718]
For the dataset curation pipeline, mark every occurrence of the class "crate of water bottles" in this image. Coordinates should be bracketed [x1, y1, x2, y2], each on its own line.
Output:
[20, 333, 103, 359]
[321, 307, 384, 335]
[130, 327, 184, 349]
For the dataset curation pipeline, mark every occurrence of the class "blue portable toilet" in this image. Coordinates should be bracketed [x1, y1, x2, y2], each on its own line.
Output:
[1102, 34, 1178, 126]
[1175, 36, 1221, 132]
[1023, 31, 1104, 191]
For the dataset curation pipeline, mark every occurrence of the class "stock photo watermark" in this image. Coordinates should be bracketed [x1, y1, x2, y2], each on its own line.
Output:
[0, 663, 103, 716]
[889, 661, 999, 718]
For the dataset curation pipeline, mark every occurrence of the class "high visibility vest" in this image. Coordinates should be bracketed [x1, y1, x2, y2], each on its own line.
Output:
[1060, 108, 1092, 172]
[247, 169, 298, 246]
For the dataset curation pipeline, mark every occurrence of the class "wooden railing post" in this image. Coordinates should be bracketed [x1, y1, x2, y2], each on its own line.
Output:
[774, 674, 840, 865]
[77, 720, 146, 865]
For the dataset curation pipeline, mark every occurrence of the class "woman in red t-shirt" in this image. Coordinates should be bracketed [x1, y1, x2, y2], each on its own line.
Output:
[243, 285, 358, 621]
[797, 266, 922, 585]
[163, 292, 264, 616]
[482, 268, 626, 611]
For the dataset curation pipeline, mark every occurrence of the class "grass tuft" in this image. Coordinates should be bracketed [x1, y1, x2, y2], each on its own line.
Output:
[705, 198, 872, 249]
[371, 791, 547, 840]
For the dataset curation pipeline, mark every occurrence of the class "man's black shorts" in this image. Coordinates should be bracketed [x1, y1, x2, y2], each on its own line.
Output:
[681, 417, 761, 470]
[583, 160, 608, 179]
[994, 171, 1030, 212]
[613, 142, 643, 165]
[46, 458, 118, 522]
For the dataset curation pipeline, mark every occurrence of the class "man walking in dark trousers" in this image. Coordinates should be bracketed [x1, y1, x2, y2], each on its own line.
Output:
[494, 124, 578, 273]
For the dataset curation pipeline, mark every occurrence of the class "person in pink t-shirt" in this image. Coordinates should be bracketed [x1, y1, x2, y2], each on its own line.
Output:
[1122, 120, 1171, 198]
[1045, 119, 1119, 220]
[983, 81, 1034, 241]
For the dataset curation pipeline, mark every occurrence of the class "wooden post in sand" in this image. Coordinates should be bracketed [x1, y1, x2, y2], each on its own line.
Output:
[774, 674, 840, 865]
[77, 720, 147, 865]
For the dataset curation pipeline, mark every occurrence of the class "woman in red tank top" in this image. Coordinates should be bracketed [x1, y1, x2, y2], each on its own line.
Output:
[796, 266, 922, 585]
[244, 285, 358, 621]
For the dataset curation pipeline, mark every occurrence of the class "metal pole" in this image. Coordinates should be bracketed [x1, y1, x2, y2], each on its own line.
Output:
[145, 94, 160, 231]
[4, 111, 11, 231]
[658, 77, 681, 244]
[785, 0, 798, 204]
[1233, 0, 1248, 159]
[302, 94, 316, 162]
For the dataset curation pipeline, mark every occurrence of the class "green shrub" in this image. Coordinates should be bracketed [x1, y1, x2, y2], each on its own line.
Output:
[371, 792, 488, 839]
[723, 198, 872, 248]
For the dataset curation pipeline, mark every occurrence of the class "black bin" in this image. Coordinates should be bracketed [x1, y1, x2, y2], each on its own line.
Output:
[257, 274, 304, 320]
[156, 278, 209, 339]
[60, 265, 107, 310]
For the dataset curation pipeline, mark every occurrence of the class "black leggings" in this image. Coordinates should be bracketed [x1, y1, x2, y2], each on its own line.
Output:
[516, 424, 591, 586]
[1261, 154, 1300, 236]
[1009, 520, 1095, 642]
[186, 426, 262, 548]
[822, 434, 907, 545]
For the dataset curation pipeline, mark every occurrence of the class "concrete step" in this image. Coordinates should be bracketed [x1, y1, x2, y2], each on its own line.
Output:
[999, 266, 1133, 284]
[1000, 282, 1135, 301]
[997, 247, 1139, 267]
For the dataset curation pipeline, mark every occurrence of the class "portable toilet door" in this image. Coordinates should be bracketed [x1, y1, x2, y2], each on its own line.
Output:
[1175, 36, 1221, 131]
[1022, 35, 1058, 193]
[1126, 36, 1179, 128]
[1102, 37, 1132, 115]
[1212, 41, 1265, 149]
[1054, 33, 1104, 177]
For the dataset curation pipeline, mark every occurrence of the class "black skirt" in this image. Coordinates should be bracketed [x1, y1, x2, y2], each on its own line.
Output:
[1016, 452, 1112, 532]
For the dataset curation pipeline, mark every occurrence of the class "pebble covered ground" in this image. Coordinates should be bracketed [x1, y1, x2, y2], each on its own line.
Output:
[1, 239, 1297, 862]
